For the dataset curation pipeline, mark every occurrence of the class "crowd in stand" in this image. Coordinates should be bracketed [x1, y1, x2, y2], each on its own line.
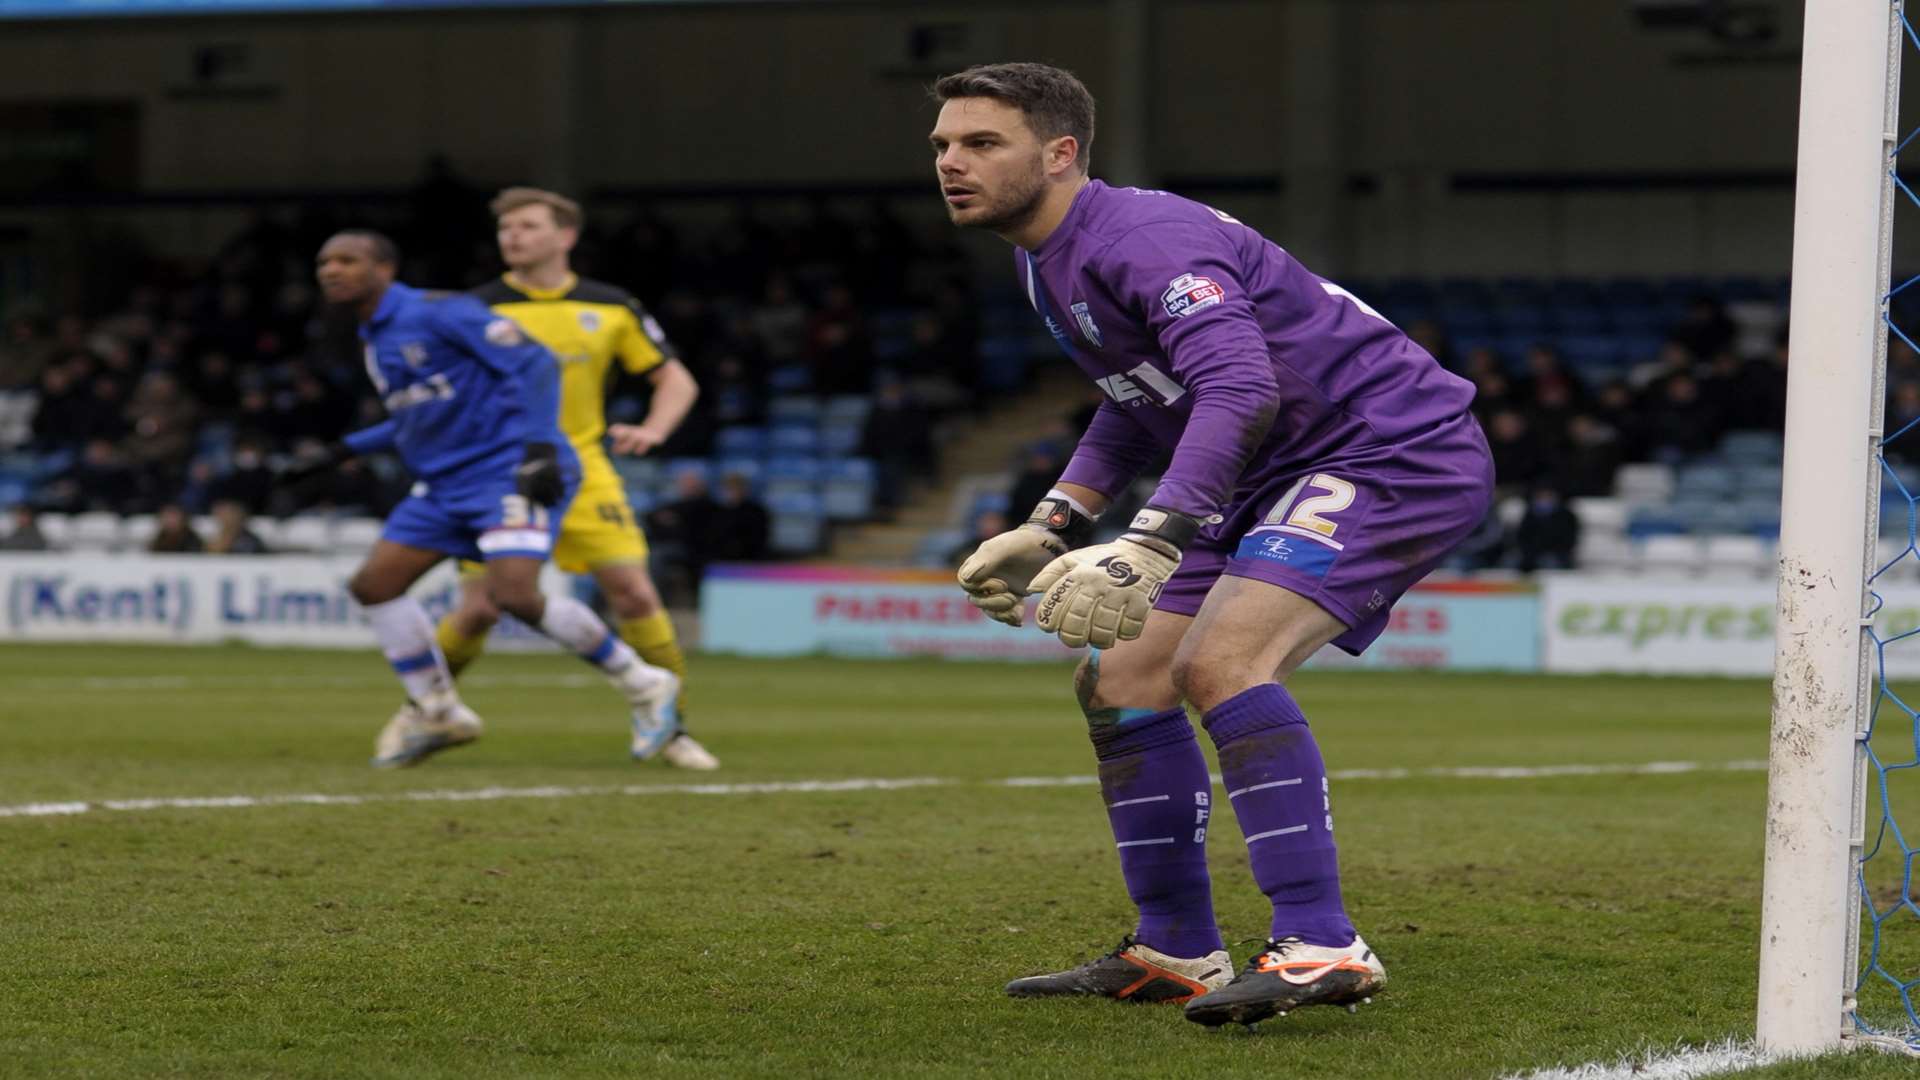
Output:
[0, 175, 986, 579]
[978, 290, 1800, 574]
[0, 163, 1845, 580]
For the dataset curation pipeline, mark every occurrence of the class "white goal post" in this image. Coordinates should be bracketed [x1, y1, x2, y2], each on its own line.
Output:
[1759, 0, 1903, 1056]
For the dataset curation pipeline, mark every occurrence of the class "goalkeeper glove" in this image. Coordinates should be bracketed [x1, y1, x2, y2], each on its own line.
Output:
[956, 493, 1098, 628]
[514, 442, 566, 507]
[1029, 506, 1200, 649]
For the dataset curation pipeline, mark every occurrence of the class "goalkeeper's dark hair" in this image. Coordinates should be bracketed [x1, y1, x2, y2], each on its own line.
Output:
[931, 62, 1096, 174]
[336, 228, 400, 268]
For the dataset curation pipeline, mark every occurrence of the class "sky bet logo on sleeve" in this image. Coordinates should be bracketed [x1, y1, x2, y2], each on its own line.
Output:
[1162, 273, 1225, 319]
[1235, 530, 1338, 578]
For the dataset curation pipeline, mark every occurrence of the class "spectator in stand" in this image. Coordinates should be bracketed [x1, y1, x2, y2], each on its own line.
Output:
[702, 354, 765, 430]
[1557, 415, 1625, 498]
[276, 370, 355, 445]
[948, 508, 1009, 567]
[710, 472, 770, 563]
[1640, 373, 1721, 460]
[211, 436, 277, 514]
[206, 499, 269, 555]
[1672, 294, 1737, 362]
[186, 352, 242, 417]
[0, 316, 52, 390]
[122, 370, 201, 485]
[860, 379, 936, 510]
[806, 282, 874, 395]
[1405, 318, 1455, 371]
[148, 503, 204, 553]
[748, 274, 809, 369]
[645, 470, 721, 603]
[0, 504, 49, 551]
[1485, 408, 1544, 495]
[1514, 486, 1580, 572]
[1007, 440, 1067, 521]
[47, 438, 140, 513]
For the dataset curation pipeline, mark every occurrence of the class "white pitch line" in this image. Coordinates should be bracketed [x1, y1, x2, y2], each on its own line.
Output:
[0, 759, 1771, 822]
[1498, 1039, 1786, 1080]
[0, 776, 953, 819]
[13, 673, 606, 692]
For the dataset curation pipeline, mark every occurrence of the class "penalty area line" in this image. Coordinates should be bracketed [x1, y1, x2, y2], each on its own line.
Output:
[0, 759, 1769, 821]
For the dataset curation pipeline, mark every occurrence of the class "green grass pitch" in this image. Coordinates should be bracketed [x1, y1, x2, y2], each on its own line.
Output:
[3, 643, 1918, 1079]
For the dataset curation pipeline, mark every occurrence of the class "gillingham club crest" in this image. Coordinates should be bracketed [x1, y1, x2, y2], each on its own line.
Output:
[1069, 300, 1104, 349]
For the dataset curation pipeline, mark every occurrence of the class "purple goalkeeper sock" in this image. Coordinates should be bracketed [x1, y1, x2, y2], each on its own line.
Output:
[1090, 706, 1224, 959]
[1202, 684, 1356, 948]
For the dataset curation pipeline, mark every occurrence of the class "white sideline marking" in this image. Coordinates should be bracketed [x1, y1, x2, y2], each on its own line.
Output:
[15, 673, 606, 692]
[0, 777, 950, 819]
[999, 760, 1770, 790]
[1499, 1039, 1784, 1080]
[0, 759, 1771, 822]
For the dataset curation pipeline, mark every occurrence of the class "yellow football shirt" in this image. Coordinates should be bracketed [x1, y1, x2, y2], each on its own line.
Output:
[466, 273, 675, 463]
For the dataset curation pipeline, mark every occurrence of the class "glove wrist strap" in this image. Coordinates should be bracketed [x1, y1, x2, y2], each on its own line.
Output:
[1121, 505, 1201, 555]
[1026, 495, 1096, 549]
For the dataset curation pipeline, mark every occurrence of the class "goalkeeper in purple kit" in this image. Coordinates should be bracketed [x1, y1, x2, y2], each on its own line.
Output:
[930, 63, 1493, 1026]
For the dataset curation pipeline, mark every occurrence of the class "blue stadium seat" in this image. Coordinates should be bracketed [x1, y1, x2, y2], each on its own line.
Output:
[713, 457, 763, 491]
[822, 458, 878, 521]
[613, 456, 661, 492]
[1734, 464, 1783, 497]
[714, 426, 768, 457]
[915, 528, 968, 568]
[1626, 508, 1692, 539]
[1721, 431, 1784, 465]
[819, 423, 864, 458]
[767, 396, 824, 424]
[769, 425, 821, 456]
[33, 448, 74, 480]
[1675, 463, 1739, 499]
[978, 335, 1030, 392]
[969, 490, 1012, 519]
[764, 456, 823, 498]
[1491, 305, 1550, 335]
[823, 394, 873, 426]
[1548, 305, 1608, 334]
[767, 491, 827, 554]
[766, 366, 812, 393]
[659, 458, 713, 496]
[1556, 335, 1621, 371]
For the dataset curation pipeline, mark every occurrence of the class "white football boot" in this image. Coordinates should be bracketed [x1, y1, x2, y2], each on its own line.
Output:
[659, 732, 721, 770]
[371, 695, 483, 769]
[620, 666, 682, 761]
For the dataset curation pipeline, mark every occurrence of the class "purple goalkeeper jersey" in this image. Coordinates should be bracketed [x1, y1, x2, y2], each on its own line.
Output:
[1020, 180, 1477, 522]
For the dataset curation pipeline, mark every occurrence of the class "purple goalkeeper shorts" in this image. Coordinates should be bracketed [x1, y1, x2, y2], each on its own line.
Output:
[1152, 411, 1494, 655]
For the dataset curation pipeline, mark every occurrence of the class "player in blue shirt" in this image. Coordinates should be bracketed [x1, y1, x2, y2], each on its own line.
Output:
[312, 230, 681, 767]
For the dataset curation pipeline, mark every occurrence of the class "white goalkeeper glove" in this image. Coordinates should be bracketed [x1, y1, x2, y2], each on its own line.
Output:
[956, 494, 1098, 627]
[1029, 506, 1201, 649]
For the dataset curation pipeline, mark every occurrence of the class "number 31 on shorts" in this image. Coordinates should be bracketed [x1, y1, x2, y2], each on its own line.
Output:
[1265, 474, 1355, 540]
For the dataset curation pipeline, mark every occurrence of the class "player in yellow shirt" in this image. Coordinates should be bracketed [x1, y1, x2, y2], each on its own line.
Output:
[380, 186, 718, 769]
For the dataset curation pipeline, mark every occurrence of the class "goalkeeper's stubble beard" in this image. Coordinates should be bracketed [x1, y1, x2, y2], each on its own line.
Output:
[949, 153, 1049, 238]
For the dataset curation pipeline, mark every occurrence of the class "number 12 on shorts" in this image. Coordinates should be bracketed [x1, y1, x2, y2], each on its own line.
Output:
[1264, 474, 1355, 548]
